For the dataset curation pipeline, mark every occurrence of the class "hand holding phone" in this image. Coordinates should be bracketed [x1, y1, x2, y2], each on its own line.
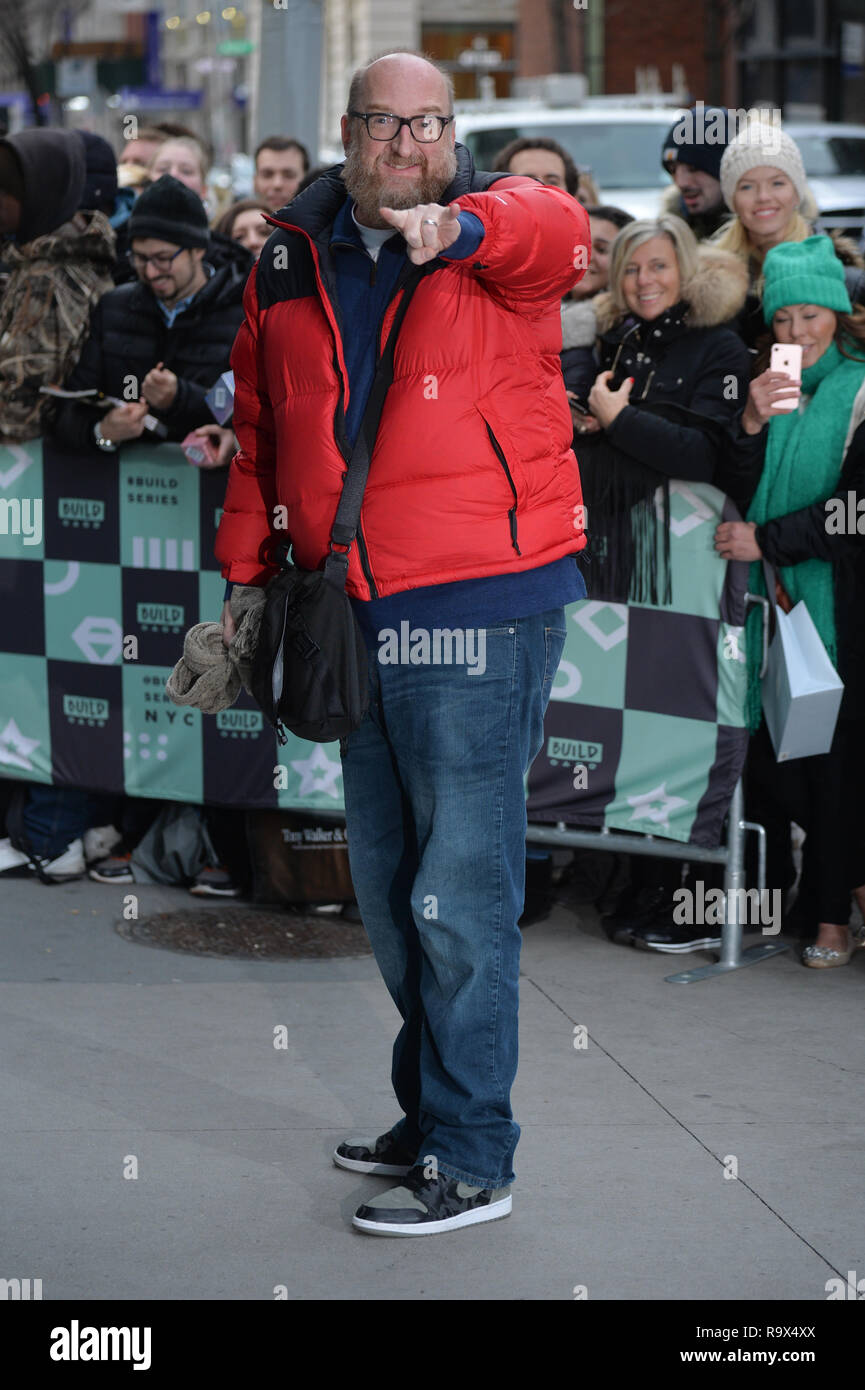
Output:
[565, 389, 601, 434]
[768, 342, 802, 411]
[741, 351, 804, 433]
[181, 429, 220, 468]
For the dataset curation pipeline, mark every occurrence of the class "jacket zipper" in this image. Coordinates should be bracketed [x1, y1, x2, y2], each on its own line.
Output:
[282, 221, 379, 603]
[352, 495, 376, 598]
[336, 280, 409, 602]
[299, 223, 420, 602]
[346, 279, 418, 595]
[609, 319, 640, 380]
[484, 421, 522, 556]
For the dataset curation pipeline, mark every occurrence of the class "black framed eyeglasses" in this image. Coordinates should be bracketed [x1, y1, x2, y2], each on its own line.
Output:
[127, 247, 185, 272]
[348, 111, 454, 143]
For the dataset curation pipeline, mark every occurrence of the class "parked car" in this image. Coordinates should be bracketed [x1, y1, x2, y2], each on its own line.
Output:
[785, 124, 865, 242]
[454, 105, 865, 242]
[453, 103, 683, 221]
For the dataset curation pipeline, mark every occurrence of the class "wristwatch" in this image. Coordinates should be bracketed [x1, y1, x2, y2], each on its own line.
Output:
[93, 420, 118, 452]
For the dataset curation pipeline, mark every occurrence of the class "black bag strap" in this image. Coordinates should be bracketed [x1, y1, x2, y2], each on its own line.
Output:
[323, 265, 428, 588]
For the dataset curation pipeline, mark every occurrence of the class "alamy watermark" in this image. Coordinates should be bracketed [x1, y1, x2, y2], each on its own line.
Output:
[0, 497, 42, 546]
[825, 493, 865, 534]
[670, 102, 784, 147]
[377, 622, 487, 675]
[673, 881, 781, 935]
[49, 1322, 151, 1370]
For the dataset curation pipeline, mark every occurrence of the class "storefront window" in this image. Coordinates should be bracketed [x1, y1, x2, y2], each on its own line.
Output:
[422, 26, 515, 101]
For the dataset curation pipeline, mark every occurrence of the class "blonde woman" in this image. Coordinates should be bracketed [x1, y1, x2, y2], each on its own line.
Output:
[575, 214, 750, 603]
[714, 120, 865, 346]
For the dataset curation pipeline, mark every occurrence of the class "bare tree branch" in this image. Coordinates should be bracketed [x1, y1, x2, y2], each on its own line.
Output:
[0, 1, 93, 124]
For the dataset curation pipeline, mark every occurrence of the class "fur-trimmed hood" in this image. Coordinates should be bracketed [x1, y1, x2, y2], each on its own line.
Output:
[560, 295, 599, 349]
[591, 244, 749, 337]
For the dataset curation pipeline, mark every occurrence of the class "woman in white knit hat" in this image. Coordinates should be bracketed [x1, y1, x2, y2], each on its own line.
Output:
[713, 118, 865, 346]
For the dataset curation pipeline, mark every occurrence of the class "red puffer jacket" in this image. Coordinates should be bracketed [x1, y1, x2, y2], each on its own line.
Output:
[215, 147, 589, 595]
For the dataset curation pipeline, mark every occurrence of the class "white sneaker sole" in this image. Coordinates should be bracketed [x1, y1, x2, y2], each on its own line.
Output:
[352, 1193, 512, 1236]
[332, 1149, 412, 1177]
[644, 937, 721, 953]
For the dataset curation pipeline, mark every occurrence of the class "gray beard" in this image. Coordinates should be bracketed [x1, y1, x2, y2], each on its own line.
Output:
[342, 144, 457, 229]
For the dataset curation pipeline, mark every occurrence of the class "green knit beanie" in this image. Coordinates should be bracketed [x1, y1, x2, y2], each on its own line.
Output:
[762, 234, 852, 323]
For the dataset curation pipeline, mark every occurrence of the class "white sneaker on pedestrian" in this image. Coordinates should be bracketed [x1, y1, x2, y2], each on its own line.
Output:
[83, 824, 122, 864]
[20, 834, 86, 878]
[0, 835, 85, 881]
[32, 839, 87, 882]
[0, 837, 30, 873]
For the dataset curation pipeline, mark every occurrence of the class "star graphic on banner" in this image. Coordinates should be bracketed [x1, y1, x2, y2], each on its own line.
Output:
[0, 718, 40, 771]
[626, 782, 688, 832]
[290, 743, 343, 799]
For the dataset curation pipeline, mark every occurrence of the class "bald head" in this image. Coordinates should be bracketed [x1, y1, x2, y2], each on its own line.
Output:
[341, 49, 457, 230]
[347, 51, 454, 117]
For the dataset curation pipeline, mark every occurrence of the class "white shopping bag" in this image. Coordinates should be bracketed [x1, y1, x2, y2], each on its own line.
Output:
[762, 599, 844, 761]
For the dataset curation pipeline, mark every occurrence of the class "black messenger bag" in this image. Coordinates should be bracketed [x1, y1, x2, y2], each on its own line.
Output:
[251, 555, 369, 744]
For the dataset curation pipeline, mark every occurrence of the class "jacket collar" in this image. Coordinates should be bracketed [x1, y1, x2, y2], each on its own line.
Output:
[127, 257, 241, 319]
[601, 300, 690, 352]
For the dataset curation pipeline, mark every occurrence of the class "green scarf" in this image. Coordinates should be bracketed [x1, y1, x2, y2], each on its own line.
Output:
[744, 342, 865, 731]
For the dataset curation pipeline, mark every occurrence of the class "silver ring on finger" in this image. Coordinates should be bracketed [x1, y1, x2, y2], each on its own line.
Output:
[422, 218, 439, 227]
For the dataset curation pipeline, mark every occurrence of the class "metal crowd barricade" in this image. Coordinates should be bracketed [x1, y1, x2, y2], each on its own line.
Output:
[526, 783, 788, 984]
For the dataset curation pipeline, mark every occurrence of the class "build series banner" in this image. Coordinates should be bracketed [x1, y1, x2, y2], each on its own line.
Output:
[0, 442, 748, 847]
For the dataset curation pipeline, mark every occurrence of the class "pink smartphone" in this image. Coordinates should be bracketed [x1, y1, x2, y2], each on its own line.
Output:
[769, 342, 802, 410]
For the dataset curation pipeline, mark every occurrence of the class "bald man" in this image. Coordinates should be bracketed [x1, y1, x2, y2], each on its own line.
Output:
[217, 51, 590, 1236]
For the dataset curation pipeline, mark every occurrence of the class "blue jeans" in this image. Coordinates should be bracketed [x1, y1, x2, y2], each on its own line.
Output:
[340, 608, 567, 1188]
[21, 787, 115, 858]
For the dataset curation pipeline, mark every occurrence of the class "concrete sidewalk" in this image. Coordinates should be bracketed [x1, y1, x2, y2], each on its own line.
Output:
[1, 871, 863, 1301]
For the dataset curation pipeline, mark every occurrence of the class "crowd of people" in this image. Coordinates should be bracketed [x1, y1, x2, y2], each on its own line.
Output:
[0, 88, 863, 971]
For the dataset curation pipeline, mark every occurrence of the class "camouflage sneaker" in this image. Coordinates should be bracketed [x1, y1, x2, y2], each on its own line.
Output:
[333, 1132, 416, 1177]
[352, 1166, 512, 1236]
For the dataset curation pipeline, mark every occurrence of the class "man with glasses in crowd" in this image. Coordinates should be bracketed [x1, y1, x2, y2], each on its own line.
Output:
[217, 50, 589, 1236]
[52, 174, 246, 452]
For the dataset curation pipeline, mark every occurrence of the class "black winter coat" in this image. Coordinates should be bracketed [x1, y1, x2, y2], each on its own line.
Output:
[51, 257, 246, 451]
[569, 245, 752, 602]
[590, 303, 752, 485]
[723, 417, 865, 718]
